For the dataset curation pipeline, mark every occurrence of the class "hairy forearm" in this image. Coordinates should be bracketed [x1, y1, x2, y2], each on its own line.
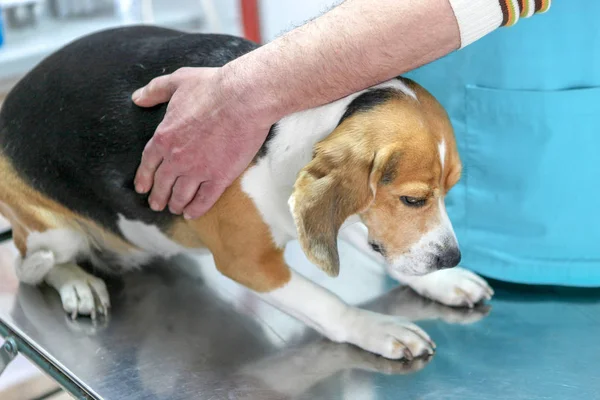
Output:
[222, 0, 460, 123]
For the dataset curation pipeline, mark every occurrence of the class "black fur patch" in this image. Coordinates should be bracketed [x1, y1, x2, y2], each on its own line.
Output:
[0, 26, 262, 235]
[338, 87, 401, 126]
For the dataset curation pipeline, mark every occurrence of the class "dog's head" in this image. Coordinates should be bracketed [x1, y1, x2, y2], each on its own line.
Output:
[289, 79, 461, 277]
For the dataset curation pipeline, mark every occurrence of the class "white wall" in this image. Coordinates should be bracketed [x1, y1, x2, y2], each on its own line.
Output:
[209, 0, 341, 42]
[210, 0, 242, 36]
[259, 0, 340, 41]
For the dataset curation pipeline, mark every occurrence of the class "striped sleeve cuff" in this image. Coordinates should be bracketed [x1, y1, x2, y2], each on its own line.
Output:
[448, 0, 552, 48]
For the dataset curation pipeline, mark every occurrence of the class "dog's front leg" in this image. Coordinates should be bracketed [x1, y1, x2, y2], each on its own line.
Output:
[388, 268, 494, 308]
[214, 243, 434, 360]
[259, 270, 435, 360]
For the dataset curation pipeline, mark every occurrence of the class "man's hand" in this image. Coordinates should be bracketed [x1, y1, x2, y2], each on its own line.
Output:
[132, 67, 272, 219]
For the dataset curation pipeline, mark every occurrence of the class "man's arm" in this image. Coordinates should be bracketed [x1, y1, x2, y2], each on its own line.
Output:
[133, 0, 551, 219]
[220, 0, 461, 123]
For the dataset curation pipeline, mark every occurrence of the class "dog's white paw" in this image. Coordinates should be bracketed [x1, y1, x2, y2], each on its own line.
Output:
[45, 263, 110, 320]
[344, 309, 435, 360]
[396, 267, 493, 308]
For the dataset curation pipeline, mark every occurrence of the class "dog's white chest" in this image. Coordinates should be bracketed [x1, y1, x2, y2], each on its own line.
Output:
[241, 163, 298, 247]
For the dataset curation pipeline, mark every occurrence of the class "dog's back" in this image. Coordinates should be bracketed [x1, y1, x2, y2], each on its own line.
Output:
[0, 25, 258, 239]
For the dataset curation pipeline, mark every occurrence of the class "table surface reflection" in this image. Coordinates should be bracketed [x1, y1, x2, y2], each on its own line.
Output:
[1, 238, 599, 400]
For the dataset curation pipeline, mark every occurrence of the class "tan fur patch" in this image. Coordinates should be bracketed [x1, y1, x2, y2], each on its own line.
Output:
[179, 178, 292, 292]
[167, 218, 206, 249]
[0, 153, 137, 257]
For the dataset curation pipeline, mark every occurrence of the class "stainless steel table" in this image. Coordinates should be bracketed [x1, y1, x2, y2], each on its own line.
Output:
[1, 232, 599, 399]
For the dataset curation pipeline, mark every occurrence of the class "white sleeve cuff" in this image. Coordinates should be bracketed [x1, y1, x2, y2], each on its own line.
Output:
[448, 0, 504, 48]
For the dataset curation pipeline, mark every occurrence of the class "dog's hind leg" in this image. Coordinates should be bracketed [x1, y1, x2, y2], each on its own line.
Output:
[12, 225, 111, 319]
[14, 250, 55, 285]
[10, 223, 57, 285]
[26, 228, 111, 319]
[44, 262, 110, 320]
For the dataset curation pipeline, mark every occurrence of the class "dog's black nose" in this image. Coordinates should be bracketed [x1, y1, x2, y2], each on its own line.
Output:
[436, 248, 461, 269]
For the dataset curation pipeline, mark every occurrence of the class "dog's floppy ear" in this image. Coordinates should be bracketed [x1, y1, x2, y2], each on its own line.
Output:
[289, 141, 398, 277]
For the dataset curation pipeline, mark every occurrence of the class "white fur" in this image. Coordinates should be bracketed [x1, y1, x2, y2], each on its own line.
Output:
[439, 139, 446, 170]
[262, 270, 434, 359]
[26, 228, 88, 264]
[14, 250, 55, 285]
[438, 198, 457, 243]
[117, 214, 185, 257]
[338, 223, 386, 274]
[242, 79, 417, 247]
[115, 215, 216, 267]
[437, 138, 456, 246]
[389, 212, 458, 275]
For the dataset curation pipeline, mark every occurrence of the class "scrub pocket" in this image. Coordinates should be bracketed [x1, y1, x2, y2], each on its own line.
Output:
[461, 85, 600, 286]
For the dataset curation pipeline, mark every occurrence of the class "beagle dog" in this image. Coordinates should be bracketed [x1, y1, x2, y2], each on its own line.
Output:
[0, 26, 493, 360]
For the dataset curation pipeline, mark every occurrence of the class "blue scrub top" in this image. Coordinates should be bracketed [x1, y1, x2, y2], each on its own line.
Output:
[406, 1, 600, 286]
[0, 8, 4, 48]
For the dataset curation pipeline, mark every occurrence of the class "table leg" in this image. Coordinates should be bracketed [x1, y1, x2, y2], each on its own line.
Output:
[0, 337, 18, 377]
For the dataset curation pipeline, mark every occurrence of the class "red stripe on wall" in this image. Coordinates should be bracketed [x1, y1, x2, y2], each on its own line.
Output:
[241, 0, 262, 44]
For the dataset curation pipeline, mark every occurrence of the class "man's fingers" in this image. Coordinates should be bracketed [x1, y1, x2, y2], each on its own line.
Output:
[148, 163, 178, 212]
[134, 139, 165, 194]
[183, 181, 226, 219]
[132, 74, 177, 107]
[168, 177, 202, 215]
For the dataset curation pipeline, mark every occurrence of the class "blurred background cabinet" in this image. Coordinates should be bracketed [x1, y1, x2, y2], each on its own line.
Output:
[0, 0, 246, 88]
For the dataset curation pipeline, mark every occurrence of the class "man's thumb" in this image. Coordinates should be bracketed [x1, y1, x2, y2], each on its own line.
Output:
[132, 74, 177, 107]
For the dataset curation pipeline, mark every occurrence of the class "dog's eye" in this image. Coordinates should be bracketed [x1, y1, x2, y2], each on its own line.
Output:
[400, 196, 427, 208]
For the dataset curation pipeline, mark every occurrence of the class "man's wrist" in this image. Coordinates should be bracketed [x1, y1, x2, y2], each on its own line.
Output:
[219, 55, 287, 128]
